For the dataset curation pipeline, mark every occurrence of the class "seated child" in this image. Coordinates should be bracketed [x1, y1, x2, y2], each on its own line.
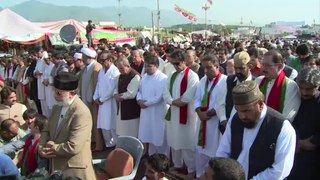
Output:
[22, 108, 38, 132]
[19, 115, 48, 176]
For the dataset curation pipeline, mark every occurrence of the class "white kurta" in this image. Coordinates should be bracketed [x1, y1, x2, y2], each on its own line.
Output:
[216, 105, 296, 180]
[255, 75, 301, 122]
[137, 70, 168, 146]
[162, 62, 176, 77]
[163, 68, 199, 150]
[34, 58, 46, 100]
[43, 63, 56, 109]
[114, 74, 141, 137]
[194, 74, 227, 157]
[93, 64, 120, 130]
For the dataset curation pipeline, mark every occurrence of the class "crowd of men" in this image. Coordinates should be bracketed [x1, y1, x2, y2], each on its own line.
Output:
[0, 38, 319, 180]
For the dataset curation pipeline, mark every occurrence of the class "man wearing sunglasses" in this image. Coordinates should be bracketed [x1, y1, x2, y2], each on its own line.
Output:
[163, 49, 199, 178]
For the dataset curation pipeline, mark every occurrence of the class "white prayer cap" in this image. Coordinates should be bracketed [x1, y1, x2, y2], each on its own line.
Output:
[43, 51, 49, 59]
[73, 52, 82, 60]
[81, 47, 97, 58]
[138, 49, 145, 55]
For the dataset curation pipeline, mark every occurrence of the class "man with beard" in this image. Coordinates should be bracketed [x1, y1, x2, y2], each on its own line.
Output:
[288, 68, 320, 180]
[38, 72, 96, 179]
[225, 51, 254, 122]
[216, 81, 296, 180]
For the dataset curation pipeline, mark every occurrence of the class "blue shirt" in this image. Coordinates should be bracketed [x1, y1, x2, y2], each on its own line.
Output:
[0, 153, 20, 179]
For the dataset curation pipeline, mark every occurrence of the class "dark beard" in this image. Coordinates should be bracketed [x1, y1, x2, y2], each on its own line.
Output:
[236, 73, 247, 82]
[241, 121, 257, 129]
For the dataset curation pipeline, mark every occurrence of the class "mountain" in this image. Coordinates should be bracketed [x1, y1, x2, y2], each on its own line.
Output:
[6, 0, 191, 27]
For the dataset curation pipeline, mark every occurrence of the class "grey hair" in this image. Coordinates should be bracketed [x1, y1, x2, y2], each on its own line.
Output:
[116, 58, 131, 67]
[132, 50, 143, 58]
[297, 68, 320, 87]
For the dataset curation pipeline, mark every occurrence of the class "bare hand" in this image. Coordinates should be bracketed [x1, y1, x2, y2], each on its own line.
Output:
[137, 100, 147, 109]
[94, 99, 102, 105]
[299, 137, 317, 151]
[207, 108, 216, 117]
[114, 94, 124, 102]
[172, 98, 186, 107]
[219, 120, 228, 134]
[38, 146, 56, 158]
[197, 110, 210, 121]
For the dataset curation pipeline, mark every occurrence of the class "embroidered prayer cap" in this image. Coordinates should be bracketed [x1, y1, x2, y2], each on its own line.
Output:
[54, 72, 78, 91]
[232, 80, 263, 105]
[233, 51, 250, 65]
[73, 52, 82, 60]
[81, 47, 96, 58]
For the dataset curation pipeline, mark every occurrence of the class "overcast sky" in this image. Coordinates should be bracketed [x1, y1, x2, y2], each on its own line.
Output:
[1, 0, 319, 25]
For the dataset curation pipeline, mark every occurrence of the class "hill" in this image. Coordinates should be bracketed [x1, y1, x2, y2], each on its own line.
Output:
[5, 0, 191, 27]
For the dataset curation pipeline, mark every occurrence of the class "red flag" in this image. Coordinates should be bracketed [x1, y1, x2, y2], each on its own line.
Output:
[208, 0, 212, 5]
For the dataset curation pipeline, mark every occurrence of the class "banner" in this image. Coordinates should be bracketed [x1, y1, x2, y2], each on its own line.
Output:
[174, 4, 198, 22]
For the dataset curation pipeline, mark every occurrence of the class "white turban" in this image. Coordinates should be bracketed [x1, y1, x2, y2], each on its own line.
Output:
[81, 47, 96, 58]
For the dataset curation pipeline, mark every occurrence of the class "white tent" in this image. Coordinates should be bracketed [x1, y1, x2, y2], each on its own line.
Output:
[0, 9, 48, 41]
[191, 30, 218, 37]
[282, 35, 297, 39]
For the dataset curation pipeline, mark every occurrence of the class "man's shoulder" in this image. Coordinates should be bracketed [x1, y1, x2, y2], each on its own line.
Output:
[0, 104, 8, 110]
[94, 62, 102, 70]
[12, 102, 26, 108]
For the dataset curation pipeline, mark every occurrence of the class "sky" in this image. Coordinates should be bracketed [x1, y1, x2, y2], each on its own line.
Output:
[1, 0, 319, 26]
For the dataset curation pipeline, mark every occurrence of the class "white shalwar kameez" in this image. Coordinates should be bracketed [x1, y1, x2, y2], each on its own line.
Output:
[42, 62, 55, 117]
[34, 58, 48, 116]
[163, 68, 199, 173]
[194, 74, 228, 177]
[255, 75, 301, 122]
[93, 64, 120, 147]
[137, 70, 168, 156]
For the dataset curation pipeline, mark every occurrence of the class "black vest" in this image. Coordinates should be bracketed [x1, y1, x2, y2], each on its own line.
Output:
[283, 65, 293, 78]
[118, 69, 141, 120]
[231, 107, 284, 179]
[225, 75, 237, 119]
[225, 75, 255, 119]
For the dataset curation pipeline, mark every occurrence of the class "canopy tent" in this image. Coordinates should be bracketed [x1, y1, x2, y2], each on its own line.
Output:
[0, 9, 49, 44]
[35, 19, 134, 45]
[191, 30, 218, 37]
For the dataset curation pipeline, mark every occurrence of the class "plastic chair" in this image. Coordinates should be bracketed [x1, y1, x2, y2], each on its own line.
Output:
[93, 136, 144, 180]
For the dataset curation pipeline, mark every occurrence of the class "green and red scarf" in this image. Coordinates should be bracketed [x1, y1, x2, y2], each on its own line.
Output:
[165, 68, 190, 124]
[198, 72, 221, 148]
[20, 136, 40, 176]
[259, 70, 287, 113]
